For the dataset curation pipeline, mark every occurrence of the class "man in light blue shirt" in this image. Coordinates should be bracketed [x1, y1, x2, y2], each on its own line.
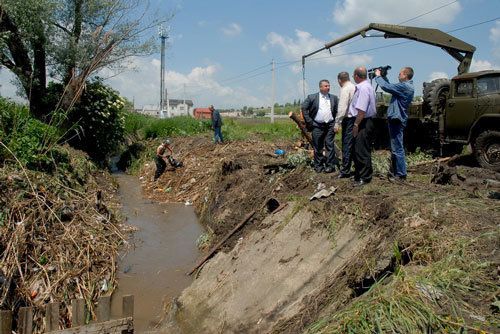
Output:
[348, 67, 376, 186]
[374, 67, 414, 181]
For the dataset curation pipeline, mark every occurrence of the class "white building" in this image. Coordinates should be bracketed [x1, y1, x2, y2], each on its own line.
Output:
[140, 99, 194, 118]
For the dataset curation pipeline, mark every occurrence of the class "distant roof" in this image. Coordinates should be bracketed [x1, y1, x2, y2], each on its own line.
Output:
[194, 108, 210, 112]
[169, 99, 193, 106]
[142, 99, 194, 111]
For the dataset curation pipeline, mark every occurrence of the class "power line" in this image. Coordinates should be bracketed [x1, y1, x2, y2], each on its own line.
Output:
[276, 0, 461, 66]
[217, 63, 270, 83]
[398, 0, 458, 25]
[276, 15, 500, 71]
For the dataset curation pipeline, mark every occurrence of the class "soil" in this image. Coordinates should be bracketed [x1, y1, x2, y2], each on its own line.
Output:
[139, 135, 500, 333]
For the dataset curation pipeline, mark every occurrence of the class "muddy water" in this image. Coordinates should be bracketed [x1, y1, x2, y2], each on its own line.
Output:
[110, 173, 203, 332]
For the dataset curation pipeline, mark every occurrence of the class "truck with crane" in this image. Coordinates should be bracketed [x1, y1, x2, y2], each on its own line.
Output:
[302, 23, 500, 171]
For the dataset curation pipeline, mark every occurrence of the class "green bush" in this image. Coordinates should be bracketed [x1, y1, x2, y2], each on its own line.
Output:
[45, 80, 126, 166]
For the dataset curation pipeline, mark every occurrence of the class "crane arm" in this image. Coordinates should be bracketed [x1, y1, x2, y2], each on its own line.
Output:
[303, 23, 476, 75]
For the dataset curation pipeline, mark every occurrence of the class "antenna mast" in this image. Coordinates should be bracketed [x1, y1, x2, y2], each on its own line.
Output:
[158, 25, 169, 118]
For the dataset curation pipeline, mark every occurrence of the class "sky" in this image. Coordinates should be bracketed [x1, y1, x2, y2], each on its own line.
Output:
[1, 0, 500, 110]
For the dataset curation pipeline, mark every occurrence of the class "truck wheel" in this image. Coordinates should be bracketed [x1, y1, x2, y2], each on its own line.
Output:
[423, 78, 450, 115]
[474, 130, 500, 171]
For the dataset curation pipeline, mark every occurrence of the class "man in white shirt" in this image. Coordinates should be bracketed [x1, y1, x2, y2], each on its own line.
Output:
[334, 72, 356, 178]
[302, 80, 339, 173]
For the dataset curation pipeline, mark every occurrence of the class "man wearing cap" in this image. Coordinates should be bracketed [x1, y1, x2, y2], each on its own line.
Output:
[154, 139, 174, 181]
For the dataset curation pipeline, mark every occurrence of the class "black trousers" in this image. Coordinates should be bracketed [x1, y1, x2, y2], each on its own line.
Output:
[154, 156, 166, 181]
[353, 118, 375, 182]
[340, 117, 355, 175]
[312, 121, 336, 170]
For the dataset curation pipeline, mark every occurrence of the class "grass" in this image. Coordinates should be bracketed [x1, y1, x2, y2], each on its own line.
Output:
[222, 118, 300, 141]
[305, 225, 499, 334]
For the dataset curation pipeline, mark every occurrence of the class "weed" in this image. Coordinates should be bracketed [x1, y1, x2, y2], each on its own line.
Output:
[196, 231, 213, 249]
[273, 200, 308, 237]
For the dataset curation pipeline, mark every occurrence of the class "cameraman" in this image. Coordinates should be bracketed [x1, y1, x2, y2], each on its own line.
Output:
[374, 67, 414, 181]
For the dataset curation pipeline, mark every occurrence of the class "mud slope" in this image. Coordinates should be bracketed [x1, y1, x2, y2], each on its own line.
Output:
[140, 136, 499, 333]
[176, 203, 364, 333]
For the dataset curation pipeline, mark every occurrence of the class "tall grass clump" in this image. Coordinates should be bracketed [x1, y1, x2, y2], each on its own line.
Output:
[0, 97, 68, 172]
[223, 118, 299, 141]
[306, 232, 498, 333]
[143, 116, 211, 139]
[123, 110, 155, 139]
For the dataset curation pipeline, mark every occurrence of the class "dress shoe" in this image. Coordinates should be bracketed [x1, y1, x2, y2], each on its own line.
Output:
[314, 167, 324, 173]
[352, 180, 370, 187]
[335, 173, 350, 179]
[324, 167, 334, 173]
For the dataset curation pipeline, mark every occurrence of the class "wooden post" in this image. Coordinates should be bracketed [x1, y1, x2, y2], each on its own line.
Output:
[289, 111, 342, 159]
[45, 302, 59, 332]
[0, 310, 12, 334]
[122, 295, 134, 318]
[18, 307, 33, 334]
[96, 296, 111, 323]
[71, 299, 85, 327]
[289, 112, 313, 146]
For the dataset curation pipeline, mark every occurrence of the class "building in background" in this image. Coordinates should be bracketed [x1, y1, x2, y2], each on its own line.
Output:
[140, 99, 193, 118]
[193, 107, 211, 119]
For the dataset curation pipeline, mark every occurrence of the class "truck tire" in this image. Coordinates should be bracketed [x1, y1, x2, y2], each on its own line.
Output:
[423, 78, 450, 115]
[474, 130, 500, 171]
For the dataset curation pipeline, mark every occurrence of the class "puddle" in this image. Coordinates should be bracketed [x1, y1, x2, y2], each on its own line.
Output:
[111, 173, 203, 332]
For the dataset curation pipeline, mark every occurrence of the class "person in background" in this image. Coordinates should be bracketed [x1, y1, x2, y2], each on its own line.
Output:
[374, 67, 414, 182]
[349, 67, 377, 187]
[154, 139, 173, 182]
[209, 105, 224, 144]
[334, 72, 356, 179]
[301, 80, 339, 173]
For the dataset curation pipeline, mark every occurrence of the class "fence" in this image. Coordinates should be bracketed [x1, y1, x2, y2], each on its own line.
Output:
[0, 295, 133, 333]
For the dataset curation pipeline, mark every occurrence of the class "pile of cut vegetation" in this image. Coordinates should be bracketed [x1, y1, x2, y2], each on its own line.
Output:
[0, 98, 126, 332]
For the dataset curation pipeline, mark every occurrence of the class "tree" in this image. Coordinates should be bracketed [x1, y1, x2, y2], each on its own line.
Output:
[0, 0, 170, 120]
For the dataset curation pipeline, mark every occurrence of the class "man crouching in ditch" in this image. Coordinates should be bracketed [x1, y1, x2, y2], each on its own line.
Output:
[154, 139, 174, 182]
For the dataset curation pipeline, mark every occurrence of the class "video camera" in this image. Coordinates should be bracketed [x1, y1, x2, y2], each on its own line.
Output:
[368, 65, 391, 80]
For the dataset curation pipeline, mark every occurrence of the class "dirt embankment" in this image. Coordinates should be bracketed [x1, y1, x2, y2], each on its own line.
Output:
[140, 135, 500, 333]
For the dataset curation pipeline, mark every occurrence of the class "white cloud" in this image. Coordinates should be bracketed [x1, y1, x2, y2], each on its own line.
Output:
[101, 56, 266, 109]
[198, 20, 207, 27]
[0, 69, 26, 103]
[429, 71, 449, 81]
[333, 0, 461, 28]
[470, 59, 494, 72]
[222, 23, 242, 36]
[490, 21, 500, 43]
[262, 29, 372, 72]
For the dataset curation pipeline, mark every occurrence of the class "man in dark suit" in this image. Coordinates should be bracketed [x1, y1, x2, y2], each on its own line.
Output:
[302, 79, 339, 173]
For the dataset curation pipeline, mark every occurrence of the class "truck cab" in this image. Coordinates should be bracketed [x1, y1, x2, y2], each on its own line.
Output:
[443, 70, 500, 170]
[445, 71, 500, 142]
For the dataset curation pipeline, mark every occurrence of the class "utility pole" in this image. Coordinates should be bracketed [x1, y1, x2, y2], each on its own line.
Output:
[271, 59, 275, 123]
[159, 25, 169, 118]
